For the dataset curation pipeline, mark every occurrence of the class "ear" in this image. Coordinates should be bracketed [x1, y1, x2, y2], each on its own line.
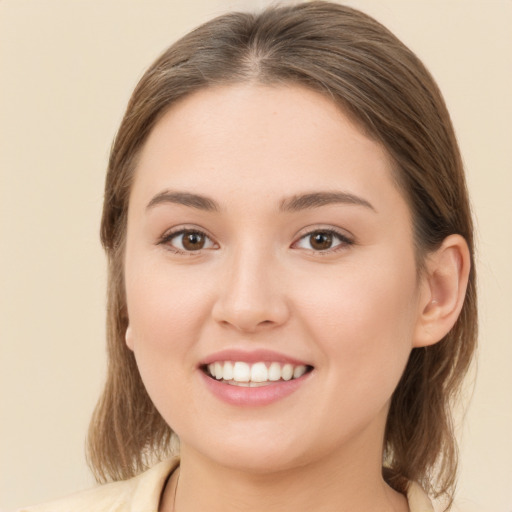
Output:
[413, 234, 471, 348]
[125, 325, 134, 351]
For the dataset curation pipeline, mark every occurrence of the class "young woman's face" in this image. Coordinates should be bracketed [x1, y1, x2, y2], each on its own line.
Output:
[124, 84, 427, 473]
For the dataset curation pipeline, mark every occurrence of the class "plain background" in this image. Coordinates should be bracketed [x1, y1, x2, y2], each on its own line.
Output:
[1, 1, 511, 511]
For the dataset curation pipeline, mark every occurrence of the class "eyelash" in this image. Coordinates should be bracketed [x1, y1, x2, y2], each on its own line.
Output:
[158, 227, 354, 255]
[292, 228, 354, 254]
[158, 228, 217, 255]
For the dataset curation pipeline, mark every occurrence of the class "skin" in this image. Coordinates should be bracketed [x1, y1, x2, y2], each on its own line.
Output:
[124, 84, 470, 512]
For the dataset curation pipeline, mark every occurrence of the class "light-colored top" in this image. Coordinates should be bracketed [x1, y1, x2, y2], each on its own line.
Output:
[17, 458, 434, 512]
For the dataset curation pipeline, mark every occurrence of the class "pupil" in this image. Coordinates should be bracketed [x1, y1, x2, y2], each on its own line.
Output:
[311, 232, 332, 250]
[183, 232, 205, 250]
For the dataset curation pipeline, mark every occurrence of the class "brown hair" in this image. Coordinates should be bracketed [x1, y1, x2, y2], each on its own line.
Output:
[87, 1, 477, 504]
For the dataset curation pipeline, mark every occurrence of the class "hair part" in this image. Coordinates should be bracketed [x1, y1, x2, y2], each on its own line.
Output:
[88, 2, 477, 505]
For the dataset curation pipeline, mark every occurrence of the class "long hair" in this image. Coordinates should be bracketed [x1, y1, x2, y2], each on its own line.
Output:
[87, 2, 477, 504]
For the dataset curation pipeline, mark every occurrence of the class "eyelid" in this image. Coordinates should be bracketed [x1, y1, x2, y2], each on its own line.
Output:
[292, 226, 354, 252]
[156, 224, 354, 254]
[158, 225, 218, 254]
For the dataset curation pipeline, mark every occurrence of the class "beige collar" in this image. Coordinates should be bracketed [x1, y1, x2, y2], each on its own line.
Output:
[406, 481, 435, 512]
[151, 459, 434, 512]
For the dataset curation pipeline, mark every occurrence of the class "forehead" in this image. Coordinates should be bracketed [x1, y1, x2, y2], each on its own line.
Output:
[131, 84, 405, 217]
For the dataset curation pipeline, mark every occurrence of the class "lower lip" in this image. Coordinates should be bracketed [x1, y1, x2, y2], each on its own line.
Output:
[199, 370, 311, 407]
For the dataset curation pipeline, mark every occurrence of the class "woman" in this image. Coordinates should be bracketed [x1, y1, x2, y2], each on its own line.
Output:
[20, 2, 476, 511]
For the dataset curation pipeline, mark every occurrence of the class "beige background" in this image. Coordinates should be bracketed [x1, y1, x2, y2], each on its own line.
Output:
[1, 1, 511, 511]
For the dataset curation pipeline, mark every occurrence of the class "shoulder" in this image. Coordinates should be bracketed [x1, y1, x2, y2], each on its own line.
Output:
[16, 459, 179, 512]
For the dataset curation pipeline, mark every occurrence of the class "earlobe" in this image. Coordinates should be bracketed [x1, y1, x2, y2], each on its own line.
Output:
[413, 234, 471, 348]
[125, 325, 134, 351]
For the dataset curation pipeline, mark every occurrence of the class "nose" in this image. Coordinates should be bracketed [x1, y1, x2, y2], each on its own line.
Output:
[211, 247, 290, 333]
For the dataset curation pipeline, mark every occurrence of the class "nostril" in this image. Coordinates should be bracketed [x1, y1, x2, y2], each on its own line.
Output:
[211, 283, 291, 332]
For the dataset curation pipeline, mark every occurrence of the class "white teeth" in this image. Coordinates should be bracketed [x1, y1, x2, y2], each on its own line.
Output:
[206, 361, 309, 383]
[293, 365, 307, 379]
[223, 361, 234, 380]
[281, 363, 294, 381]
[250, 362, 268, 382]
[268, 362, 281, 381]
[233, 362, 250, 382]
[227, 381, 269, 387]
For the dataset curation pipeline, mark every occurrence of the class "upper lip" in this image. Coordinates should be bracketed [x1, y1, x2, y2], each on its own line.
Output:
[199, 349, 311, 367]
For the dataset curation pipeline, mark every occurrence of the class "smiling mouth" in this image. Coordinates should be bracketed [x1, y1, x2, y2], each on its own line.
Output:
[202, 361, 314, 387]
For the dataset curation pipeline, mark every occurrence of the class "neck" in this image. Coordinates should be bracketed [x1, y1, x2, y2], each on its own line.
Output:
[161, 425, 408, 512]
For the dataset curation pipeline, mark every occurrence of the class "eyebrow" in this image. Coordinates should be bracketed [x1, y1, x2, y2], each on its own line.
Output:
[146, 189, 375, 213]
[279, 191, 376, 212]
[146, 191, 220, 212]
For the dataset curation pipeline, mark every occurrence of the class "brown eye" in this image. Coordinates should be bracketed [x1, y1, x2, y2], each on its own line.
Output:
[309, 232, 333, 250]
[182, 232, 206, 250]
[164, 229, 216, 252]
[294, 229, 352, 252]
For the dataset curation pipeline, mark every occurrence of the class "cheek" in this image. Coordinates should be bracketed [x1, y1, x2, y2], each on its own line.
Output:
[125, 253, 213, 346]
[302, 255, 417, 332]
[124, 254, 215, 379]
[297, 255, 419, 395]
[124, 262, 216, 428]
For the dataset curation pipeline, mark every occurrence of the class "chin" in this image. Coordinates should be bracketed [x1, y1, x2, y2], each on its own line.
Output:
[179, 425, 330, 476]
[210, 447, 311, 475]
